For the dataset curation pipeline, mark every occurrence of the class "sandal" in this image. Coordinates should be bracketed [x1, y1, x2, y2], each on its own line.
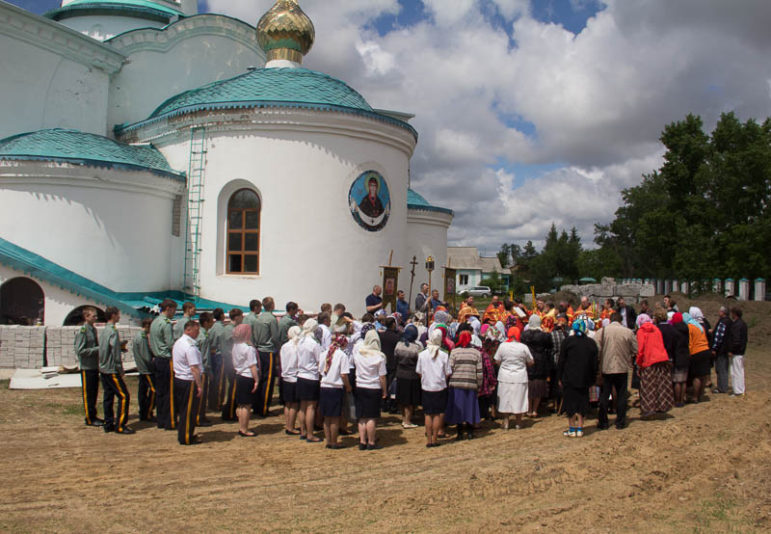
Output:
[306, 436, 322, 443]
[285, 429, 301, 435]
[402, 423, 418, 429]
[238, 430, 257, 437]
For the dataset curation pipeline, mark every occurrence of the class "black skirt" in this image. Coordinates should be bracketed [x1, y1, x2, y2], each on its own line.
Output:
[689, 350, 712, 378]
[396, 377, 422, 406]
[296, 377, 320, 402]
[562, 385, 589, 417]
[319, 387, 344, 418]
[234, 375, 256, 406]
[281, 380, 298, 404]
[421, 389, 448, 415]
[355, 387, 381, 419]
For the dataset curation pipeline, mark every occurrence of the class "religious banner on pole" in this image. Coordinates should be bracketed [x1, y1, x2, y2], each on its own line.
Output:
[382, 266, 400, 313]
[444, 267, 457, 314]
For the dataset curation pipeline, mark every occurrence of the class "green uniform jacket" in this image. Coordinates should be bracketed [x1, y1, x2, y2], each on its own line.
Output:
[208, 321, 225, 356]
[196, 329, 211, 372]
[243, 312, 259, 346]
[222, 323, 235, 359]
[277, 315, 298, 348]
[254, 311, 279, 353]
[74, 323, 99, 370]
[133, 331, 153, 375]
[149, 316, 174, 359]
[99, 324, 123, 374]
[173, 316, 195, 342]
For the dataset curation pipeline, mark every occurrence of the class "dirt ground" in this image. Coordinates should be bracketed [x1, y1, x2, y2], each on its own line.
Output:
[0, 297, 769, 533]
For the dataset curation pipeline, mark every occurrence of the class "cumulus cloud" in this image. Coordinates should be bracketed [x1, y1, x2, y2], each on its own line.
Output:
[203, 0, 771, 250]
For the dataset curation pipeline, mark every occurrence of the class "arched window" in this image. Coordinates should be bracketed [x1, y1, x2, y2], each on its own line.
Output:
[0, 277, 44, 325]
[227, 188, 260, 274]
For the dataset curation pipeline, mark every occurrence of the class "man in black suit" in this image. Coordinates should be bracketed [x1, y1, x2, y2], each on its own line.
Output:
[616, 297, 637, 329]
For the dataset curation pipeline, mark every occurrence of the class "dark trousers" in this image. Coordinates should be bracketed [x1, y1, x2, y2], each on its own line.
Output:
[714, 354, 730, 393]
[137, 373, 156, 421]
[197, 372, 209, 423]
[174, 378, 198, 445]
[208, 353, 223, 410]
[101, 373, 130, 431]
[153, 357, 175, 429]
[253, 351, 275, 416]
[599, 373, 628, 428]
[80, 369, 100, 424]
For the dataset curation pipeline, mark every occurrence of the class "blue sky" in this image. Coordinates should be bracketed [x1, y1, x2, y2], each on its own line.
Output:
[10, 0, 771, 250]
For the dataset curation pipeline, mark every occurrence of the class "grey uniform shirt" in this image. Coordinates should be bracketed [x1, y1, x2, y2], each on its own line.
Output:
[74, 323, 99, 370]
[99, 324, 123, 375]
[254, 311, 279, 353]
[150, 315, 174, 359]
[133, 331, 153, 375]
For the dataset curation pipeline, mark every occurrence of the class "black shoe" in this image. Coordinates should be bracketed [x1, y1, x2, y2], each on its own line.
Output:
[116, 426, 135, 435]
[597, 424, 609, 430]
[466, 432, 475, 440]
[366, 443, 383, 450]
[197, 419, 213, 427]
[103, 424, 115, 433]
[615, 423, 627, 430]
[326, 443, 344, 449]
[358, 443, 367, 451]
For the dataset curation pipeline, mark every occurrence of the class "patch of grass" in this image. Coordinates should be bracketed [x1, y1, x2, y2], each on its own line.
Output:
[0, 379, 8, 390]
[46, 401, 82, 416]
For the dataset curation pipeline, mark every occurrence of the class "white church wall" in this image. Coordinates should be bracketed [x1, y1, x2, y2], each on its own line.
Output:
[165, 124, 412, 315]
[0, 163, 183, 293]
[0, 33, 111, 139]
[406, 210, 452, 301]
[57, 15, 167, 41]
[107, 16, 265, 131]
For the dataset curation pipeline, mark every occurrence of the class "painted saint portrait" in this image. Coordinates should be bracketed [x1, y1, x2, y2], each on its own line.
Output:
[349, 171, 390, 231]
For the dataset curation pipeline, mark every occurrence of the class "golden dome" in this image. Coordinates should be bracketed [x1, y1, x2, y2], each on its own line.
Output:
[257, 0, 315, 64]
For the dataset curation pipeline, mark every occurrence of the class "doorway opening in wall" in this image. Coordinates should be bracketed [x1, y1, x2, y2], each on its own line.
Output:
[63, 305, 107, 326]
[0, 277, 44, 325]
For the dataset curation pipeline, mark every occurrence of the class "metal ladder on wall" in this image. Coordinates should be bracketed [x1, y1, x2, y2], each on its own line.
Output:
[183, 127, 207, 298]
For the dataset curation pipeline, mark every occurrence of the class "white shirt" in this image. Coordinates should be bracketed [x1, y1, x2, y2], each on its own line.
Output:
[296, 336, 322, 380]
[232, 342, 258, 379]
[280, 340, 299, 382]
[172, 334, 202, 381]
[353, 351, 386, 389]
[318, 324, 332, 351]
[319, 348, 348, 388]
[415, 349, 451, 392]
[494, 341, 533, 384]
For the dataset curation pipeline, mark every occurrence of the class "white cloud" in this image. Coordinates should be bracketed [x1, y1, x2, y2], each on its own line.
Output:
[203, 0, 771, 250]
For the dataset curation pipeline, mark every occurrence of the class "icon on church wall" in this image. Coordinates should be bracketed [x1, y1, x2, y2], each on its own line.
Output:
[349, 171, 390, 231]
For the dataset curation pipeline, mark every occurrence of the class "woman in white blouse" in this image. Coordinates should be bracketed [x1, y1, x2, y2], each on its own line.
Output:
[280, 325, 302, 435]
[494, 327, 534, 430]
[319, 334, 352, 449]
[353, 329, 388, 450]
[231, 324, 259, 437]
[296, 319, 322, 442]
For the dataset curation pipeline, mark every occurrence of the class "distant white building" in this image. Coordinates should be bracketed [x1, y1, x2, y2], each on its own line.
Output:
[447, 247, 510, 293]
[0, 0, 452, 325]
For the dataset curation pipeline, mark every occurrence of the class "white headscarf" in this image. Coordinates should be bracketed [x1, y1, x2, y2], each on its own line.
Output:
[426, 329, 443, 359]
[301, 318, 318, 340]
[288, 325, 302, 346]
[688, 306, 704, 321]
[357, 329, 383, 358]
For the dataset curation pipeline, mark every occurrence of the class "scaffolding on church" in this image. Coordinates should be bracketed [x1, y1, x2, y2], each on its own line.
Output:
[183, 127, 207, 298]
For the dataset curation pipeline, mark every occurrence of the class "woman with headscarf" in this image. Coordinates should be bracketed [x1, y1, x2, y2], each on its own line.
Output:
[296, 318, 323, 442]
[494, 327, 533, 430]
[636, 314, 674, 419]
[445, 331, 483, 440]
[318, 333, 352, 449]
[231, 324, 259, 437]
[689, 306, 713, 387]
[669, 312, 691, 406]
[683, 311, 711, 403]
[478, 331, 499, 422]
[353, 329, 388, 450]
[280, 325, 302, 435]
[520, 315, 553, 417]
[416, 329, 451, 447]
[558, 319, 598, 438]
[394, 324, 424, 429]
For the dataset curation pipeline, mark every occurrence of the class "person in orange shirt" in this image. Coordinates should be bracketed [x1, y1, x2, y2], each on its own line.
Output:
[457, 296, 480, 324]
[482, 296, 505, 324]
[683, 312, 711, 403]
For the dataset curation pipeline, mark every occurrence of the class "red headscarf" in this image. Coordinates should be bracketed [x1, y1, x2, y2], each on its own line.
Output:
[506, 326, 521, 342]
[324, 334, 348, 374]
[541, 316, 554, 332]
[671, 312, 683, 324]
[457, 330, 472, 348]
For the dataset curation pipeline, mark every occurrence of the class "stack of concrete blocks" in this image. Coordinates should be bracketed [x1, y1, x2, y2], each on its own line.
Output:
[0, 326, 46, 368]
[559, 277, 655, 303]
[46, 326, 80, 367]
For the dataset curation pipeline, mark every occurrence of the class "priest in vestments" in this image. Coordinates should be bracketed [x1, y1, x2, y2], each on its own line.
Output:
[457, 297, 480, 324]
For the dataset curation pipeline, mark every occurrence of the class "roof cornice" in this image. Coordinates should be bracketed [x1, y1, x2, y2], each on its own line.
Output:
[0, 0, 126, 74]
[106, 13, 264, 57]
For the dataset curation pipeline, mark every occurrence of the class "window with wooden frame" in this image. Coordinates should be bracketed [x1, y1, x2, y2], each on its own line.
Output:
[226, 189, 260, 274]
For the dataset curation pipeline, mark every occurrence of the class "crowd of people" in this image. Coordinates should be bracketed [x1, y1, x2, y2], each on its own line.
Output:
[73, 286, 749, 447]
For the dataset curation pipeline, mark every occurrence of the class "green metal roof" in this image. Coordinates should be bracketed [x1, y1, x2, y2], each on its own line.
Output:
[0, 129, 184, 180]
[117, 67, 417, 139]
[407, 188, 453, 216]
[45, 0, 182, 22]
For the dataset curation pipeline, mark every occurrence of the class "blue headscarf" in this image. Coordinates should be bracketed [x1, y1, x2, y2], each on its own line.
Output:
[572, 318, 587, 337]
[682, 312, 704, 333]
[402, 324, 418, 345]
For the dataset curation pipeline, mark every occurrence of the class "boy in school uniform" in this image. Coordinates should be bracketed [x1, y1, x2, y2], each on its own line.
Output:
[196, 312, 214, 426]
[133, 317, 155, 421]
[207, 308, 226, 410]
[99, 307, 134, 434]
[74, 306, 103, 426]
[221, 308, 244, 420]
[150, 299, 177, 430]
[172, 320, 204, 445]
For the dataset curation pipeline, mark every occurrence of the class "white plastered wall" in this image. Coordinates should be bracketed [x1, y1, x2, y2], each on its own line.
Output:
[406, 210, 453, 301]
[57, 15, 167, 41]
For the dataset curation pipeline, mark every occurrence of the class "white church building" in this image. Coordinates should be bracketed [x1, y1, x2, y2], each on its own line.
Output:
[0, 0, 453, 325]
